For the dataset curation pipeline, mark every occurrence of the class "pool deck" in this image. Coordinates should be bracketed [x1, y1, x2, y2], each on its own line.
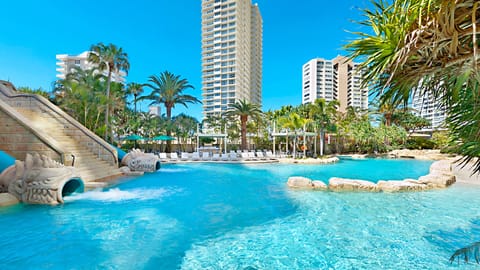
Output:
[159, 156, 340, 165]
[161, 159, 280, 164]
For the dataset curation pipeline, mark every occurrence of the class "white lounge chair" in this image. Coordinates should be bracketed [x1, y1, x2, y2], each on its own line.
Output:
[240, 152, 250, 160]
[180, 152, 190, 161]
[169, 152, 179, 161]
[221, 153, 230, 161]
[202, 152, 211, 161]
[256, 151, 267, 160]
[248, 151, 257, 160]
[191, 152, 200, 161]
[212, 153, 220, 161]
[158, 152, 168, 162]
[229, 152, 239, 161]
[265, 151, 276, 160]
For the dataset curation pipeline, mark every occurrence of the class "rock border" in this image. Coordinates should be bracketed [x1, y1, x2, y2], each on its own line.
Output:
[287, 159, 456, 192]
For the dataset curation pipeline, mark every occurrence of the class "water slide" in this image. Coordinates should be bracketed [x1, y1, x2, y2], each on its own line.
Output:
[114, 146, 127, 163]
[0, 151, 15, 174]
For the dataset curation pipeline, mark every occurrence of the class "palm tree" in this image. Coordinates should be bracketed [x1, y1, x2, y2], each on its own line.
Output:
[278, 112, 309, 158]
[142, 71, 201, 152]
[346, 0, 480, 261]
[344, 0, 479, 156]
[309, 98, 339, 156]
[88, 42, 130, 142]
[55, 67, 108, 134]
[126, 82, 144, 115]
[224, 100, 263, 150]
[173, 114, 199, 152]
[126, 82, 144, 136]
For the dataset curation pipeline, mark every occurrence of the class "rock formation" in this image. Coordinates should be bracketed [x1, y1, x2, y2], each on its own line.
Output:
[121, 149, 161, 173]
[328, 177, 378, 192]
[287, 159, 457, 193]
[287, 176, 327, 190]
[0, 153, 83, 205]
[377, 179, 429, 192]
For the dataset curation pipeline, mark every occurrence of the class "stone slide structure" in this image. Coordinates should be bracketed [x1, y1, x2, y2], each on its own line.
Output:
[121, 149, 161, 173]
[287, 159, 456, 192]
[0, 153, 84, 205]
[0, 81, 122, 185]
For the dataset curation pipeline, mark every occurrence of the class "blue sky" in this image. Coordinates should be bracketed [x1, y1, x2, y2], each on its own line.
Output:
[0, 0, 370, 120]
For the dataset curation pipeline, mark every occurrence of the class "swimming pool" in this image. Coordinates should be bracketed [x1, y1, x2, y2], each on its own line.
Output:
[0, 158, 479, 269]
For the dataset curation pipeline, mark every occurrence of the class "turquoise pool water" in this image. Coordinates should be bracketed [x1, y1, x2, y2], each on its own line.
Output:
[1, 158, 479, 269]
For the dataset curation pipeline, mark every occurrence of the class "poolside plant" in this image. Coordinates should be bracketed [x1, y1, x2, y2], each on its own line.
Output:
[346, 0, 480, 172]
[223, 100, 263, 150]
[88, 43, 130, 143]
[307, 98, 339, 156]
[346, 0, 480, 263]
[141, 71, 201, 152]
[278, 112, 309, 158]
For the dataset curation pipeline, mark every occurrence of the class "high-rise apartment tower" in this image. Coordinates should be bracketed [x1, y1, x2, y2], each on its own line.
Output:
[201, 0, 263, 118]
[302, 56, 368, 112]
[411, 91, 446, 131]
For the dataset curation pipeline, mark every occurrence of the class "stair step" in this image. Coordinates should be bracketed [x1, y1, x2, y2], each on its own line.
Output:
[14, 108, 122, 182]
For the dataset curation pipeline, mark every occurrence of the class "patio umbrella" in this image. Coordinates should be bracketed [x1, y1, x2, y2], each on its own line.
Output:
[152, 135, 176, 141]
[123, 134, 145, 149]
[124, 134, 144, 141]
[151, 135, 176, 152]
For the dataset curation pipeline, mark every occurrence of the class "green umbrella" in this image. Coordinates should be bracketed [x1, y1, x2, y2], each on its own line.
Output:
[152, 135, 176, 141]
[124, 134, 144, 141]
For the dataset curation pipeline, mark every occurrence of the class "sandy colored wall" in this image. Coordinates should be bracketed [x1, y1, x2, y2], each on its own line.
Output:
[0, 109, 61, 161]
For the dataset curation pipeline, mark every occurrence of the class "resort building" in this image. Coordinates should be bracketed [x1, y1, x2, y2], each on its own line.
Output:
[56, 51, 126, 83]
[411, 91, 447, 131]
[148, 105, 161, 117]
[301, 56, 368, 112]
[201, 0, 263, 118]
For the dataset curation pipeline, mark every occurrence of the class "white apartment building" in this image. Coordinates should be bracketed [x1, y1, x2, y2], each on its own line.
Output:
[201, 0, 263, 118]
[302, 56, 368, 112]
[56, 51, 126, 83]
[412, 91, 446, 131]
[148, 105, 161, 117]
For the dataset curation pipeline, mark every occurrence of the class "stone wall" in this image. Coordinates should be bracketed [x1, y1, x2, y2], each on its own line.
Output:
[0, 81, 117, 166]
[0, 109, 61, 161]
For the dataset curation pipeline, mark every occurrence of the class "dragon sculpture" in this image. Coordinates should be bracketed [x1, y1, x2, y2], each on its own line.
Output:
[121, 149, 161, 173]
[0, 153, 83, 205]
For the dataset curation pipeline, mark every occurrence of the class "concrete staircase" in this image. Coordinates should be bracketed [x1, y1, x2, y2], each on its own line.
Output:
[15, 108, 122, 183]
[0, 81, 122, 184]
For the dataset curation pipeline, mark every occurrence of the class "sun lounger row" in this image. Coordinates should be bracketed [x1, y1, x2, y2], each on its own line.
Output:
[158, 151, 278, 162]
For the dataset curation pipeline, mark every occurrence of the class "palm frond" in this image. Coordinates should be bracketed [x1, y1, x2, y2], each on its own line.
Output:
[450, 241, 480, 264]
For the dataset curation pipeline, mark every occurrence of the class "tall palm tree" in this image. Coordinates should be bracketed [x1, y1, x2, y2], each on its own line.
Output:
[278, 112, 309, 158]
[224, 100, 263, 150]
[142, 71, 201, 152]
[126, 82, 144, 115]
[126, 82, 143, 136]
[309, 98, 339, 156]
[88, 42, 130, 142]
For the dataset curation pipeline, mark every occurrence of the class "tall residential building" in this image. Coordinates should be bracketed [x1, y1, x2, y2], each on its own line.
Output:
[302, 56, 368, 112]
[201, 0, 263, 118]
[412, 91, 446, 131]
[148, 105, 161, 117]
[56, 51, 126, 83]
